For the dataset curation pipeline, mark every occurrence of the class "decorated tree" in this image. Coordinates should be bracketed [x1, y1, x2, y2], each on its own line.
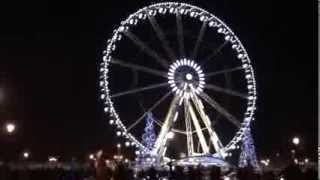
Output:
[239, 127, 261, 172]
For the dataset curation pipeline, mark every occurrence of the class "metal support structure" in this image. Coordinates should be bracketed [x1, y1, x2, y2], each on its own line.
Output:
[187, 98, 209, 154]
[191, 93, 224, 157]
[184, 98, 194, 156]
[152, 95, 180, 158]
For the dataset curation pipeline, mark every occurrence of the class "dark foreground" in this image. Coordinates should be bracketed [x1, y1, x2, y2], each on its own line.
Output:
[0, 162, 317, 180]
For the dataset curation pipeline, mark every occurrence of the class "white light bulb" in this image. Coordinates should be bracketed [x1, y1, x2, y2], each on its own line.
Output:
[89, 154, 94, 160]
[119, 26, 125, 32]
[186, 73, 193, 80]
[292, 137, 300, 145]
[6, 123, 15, 134]
[125, 141, 130, 147]
[167, 131, 174, 139]
[23, 152, 29, 159]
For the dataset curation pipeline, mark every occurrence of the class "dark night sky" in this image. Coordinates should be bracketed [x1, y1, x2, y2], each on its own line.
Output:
[0, 0, 317, 161]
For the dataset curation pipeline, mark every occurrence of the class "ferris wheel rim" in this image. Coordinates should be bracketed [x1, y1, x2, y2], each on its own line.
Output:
[100, 2, 257, 155]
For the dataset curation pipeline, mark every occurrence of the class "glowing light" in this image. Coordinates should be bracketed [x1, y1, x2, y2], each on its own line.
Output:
[190, 11, 196, 17]
[101, 94, 106, 99]
[125, 141, 130, 147]
[23, 152, 29, 159]
[223, 177, 230, 180]
[232, 44, 238, 49]
[158, 7, 164, 13]
[5, 123, 15, 134]
[304, 158, 309, 163]
[173, 112, 178, 122]
[260, 159, 269, 166]
[186, 73, 193, 80]
[292, 137, 300, 146]
[89, 154, 95, 160]
[245, 74, 252, 79]
[117, 143, 121, 148]
[199, 15, 206, 21]
[109, 120, 114, 125]
[116, 131, 122, 136]
[119, 26, 125, 32]
[48, 157, 58, 162]
[169, 7, 175, 13]
[180, 153, 186, 158]
[167, 131, 174, 139]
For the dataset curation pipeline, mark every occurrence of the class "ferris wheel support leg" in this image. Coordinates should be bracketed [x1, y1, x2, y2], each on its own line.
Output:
[152, 95, 180, 159]
[184, 98, 194, 156]
[191, 94, 225, 158]
[188, 99, 209, 154]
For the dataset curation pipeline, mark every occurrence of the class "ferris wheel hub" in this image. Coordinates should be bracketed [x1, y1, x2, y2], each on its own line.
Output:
[186, 73, 193, 80]
[168, 58, 205, 96]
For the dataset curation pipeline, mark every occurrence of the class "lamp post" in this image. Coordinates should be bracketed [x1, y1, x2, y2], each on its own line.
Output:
[291, 136, 302, 163]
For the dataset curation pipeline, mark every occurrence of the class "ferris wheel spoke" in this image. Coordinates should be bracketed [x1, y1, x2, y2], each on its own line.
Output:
[205, 84, 248, 99]
[123, 30, 169, 68]
[176, 13, 186, 58]
[111, 82, 169, 98]
[111, 58, 167, 78]
[126, 91, 173, 132]
[198, 92, 241, 128]
[201, 41, 228, 65]
[191, 21, 207, 59]
[147, 15, 176, 61]
[206, 66, 244, 77]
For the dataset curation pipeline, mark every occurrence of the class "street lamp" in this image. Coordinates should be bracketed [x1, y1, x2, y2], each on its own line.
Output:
[292, 137, 300, 146]
[5, 123, 16, 134]
[48, 156, 58, 162]
[89, 154, 95, 160]
[23, 152, 30, 159]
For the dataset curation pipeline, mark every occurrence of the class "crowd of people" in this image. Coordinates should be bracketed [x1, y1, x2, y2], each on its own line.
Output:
[96, 162, 317, 180]
[0, 160, 317, 180]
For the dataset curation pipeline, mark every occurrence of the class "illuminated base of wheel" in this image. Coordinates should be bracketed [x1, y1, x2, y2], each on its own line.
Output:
[173, 155, 230, 167]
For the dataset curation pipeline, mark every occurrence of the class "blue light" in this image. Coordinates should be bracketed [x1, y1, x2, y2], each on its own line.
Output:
[238, 127, 261, 172]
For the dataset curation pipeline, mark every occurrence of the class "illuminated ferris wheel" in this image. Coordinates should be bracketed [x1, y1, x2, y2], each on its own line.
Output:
[100, 2, 257, 166]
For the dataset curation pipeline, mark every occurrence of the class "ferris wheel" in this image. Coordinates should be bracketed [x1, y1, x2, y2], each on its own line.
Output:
[100, 2, 257, 166]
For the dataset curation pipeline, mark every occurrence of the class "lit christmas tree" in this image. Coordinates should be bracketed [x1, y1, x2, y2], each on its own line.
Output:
[239, 127, 261, 172]
[135, 112, 157, 168]
[141, 112, 156, 154]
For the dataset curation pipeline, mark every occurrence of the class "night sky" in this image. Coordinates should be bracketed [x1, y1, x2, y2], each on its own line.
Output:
[0, 0, 317, 161]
